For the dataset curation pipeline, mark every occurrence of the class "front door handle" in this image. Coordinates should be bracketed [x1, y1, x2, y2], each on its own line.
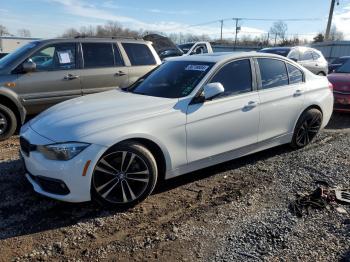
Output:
[244, 101, 258, 109]
[63, 74, 79, 80]
[115, 71, 126, 77]
[294, 90, 303, 97]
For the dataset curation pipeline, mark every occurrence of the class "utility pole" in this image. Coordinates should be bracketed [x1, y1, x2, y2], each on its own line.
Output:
[233, 18, 241, 50]
[325, 0, 339, 40]
[220, 20, 223, 41]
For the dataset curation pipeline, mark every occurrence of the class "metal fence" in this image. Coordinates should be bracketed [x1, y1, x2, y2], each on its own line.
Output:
[310, 41, 350, 62]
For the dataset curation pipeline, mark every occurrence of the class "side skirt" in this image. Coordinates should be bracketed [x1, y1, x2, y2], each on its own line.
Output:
[165, 133, 293, 180]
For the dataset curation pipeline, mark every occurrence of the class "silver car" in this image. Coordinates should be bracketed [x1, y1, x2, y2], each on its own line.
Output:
[260, 46, 328, 76]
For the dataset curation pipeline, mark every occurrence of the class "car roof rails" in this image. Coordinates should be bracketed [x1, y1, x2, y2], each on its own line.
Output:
[73, 35, 142, 40]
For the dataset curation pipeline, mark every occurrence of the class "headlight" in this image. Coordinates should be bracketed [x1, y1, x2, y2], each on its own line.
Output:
[37, 142, 90, 161]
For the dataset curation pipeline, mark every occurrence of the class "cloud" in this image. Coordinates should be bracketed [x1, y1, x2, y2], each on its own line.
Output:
[333, 3, 350, 38]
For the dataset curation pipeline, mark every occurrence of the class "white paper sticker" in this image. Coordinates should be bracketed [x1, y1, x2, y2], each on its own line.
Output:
[58, 51, 71, 64]
[185, 65, 209, 72]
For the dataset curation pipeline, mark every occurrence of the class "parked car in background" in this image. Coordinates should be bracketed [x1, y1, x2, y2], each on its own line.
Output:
[143, 34, 184, 60]
[177, 42, 214, 56]
[20, 52, 333, 208]
[259, 46, 328, 76]
[328, 60, 350, 112]
[328, 56, 350, 73]
[0, 37, 161, 141]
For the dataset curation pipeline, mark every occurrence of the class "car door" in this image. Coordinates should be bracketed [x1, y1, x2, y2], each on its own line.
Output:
[186, 59, 260, 163]
[256, 58, 305, 142]
[299, 50, 317, 74]
[79, 42, 129, 95]
[16, 42, 82, 115]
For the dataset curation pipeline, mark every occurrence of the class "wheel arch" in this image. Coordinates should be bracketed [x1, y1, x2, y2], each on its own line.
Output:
[293, 104, 324, 133]
[102, 136, 169, 181]
[0, 88, 26, 130]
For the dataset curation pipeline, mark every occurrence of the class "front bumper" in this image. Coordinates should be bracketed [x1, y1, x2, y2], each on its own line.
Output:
[20, 125, 107, 203]
[334, 92, 350, 112]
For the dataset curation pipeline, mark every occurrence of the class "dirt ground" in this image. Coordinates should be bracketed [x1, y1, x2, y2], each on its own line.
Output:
[0, 113, 349, 262]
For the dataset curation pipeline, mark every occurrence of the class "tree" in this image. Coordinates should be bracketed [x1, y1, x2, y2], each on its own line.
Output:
[313, 33, 325, 43]
[269, 21, 288, 42]
[329, 26, 344, 41]
[0, 25, 9, 36]
[17, 29, 31, 37]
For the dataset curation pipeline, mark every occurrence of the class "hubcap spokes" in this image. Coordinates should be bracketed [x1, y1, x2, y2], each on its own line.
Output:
[0, 113, 7, 135]
[93, 151, 150, 204]
[296, 115, 321, 147]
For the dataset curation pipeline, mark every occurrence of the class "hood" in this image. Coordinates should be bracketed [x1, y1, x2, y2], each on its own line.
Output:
[30, 90, 178, 142]
[328, 73, 350, 92]
[143, 34, 183, 59]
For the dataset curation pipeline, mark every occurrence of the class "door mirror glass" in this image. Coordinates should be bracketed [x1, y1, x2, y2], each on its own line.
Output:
[22, 60, 36, 72]
[203, 82, 225, 100]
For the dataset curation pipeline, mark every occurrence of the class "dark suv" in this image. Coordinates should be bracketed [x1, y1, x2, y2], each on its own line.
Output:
[0, 37, 161, 140]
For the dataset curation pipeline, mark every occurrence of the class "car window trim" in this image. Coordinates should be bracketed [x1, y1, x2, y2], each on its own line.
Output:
[81, 42, 117, 69]
[13, 42, 79, 73]
[255, 57, 303, 91]
[193, 57, 257, 102]
[121, 42, 157, 67]
[112, 43, 125, 67]
[286, 62, 305, 85]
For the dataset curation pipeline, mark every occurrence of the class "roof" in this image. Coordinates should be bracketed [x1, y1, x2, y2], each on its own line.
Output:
[168, 51, 283, 63]
[34, 37, 149, 45]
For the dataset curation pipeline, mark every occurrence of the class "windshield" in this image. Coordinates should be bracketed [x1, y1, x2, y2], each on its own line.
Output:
[335, 60, 350, 73]
[0, 41, 40, 69]
[129, 61, 214, 98]
[178, 43, 195, 54]
[259, 48, 291, 57]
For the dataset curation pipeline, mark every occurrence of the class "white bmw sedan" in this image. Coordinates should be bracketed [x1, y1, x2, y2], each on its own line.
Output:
[20, 52, 334, 208]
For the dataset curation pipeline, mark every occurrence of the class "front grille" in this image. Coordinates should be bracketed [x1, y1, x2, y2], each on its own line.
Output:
[20, 137, 36, 156]
[28, 173, 70, 195]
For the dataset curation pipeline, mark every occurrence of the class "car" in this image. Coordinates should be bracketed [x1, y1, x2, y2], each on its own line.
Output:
[328, 59, 350, 112]
[0, 53, 8, 59]
[259, 46, 328, 76]
[328, 56, 350, 73]
[20, 52, 334, 208]
[0, 37, 161, 141]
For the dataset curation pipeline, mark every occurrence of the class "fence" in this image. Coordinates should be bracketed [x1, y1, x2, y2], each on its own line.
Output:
[310, 41, 350, 62]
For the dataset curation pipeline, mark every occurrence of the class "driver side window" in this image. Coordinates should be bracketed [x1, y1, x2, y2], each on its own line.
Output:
[210, 59, 252, 98]
[27, 43, 76, 72]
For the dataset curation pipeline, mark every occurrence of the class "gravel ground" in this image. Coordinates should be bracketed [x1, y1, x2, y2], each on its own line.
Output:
[0, 113, 349, 262]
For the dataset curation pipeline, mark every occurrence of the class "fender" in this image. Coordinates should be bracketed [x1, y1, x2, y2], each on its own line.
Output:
[0, 86, 27, 124]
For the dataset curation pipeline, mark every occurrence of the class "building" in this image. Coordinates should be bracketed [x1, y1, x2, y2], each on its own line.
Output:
[0, 36, 40, 54]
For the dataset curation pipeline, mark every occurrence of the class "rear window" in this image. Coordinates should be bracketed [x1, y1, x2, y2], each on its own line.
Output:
[82, 43, 114, 68]
[122, 43, 156, 66]
[258, 58, 288, 89]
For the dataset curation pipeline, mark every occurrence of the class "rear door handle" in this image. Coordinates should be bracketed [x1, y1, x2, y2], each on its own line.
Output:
[63, 74, 79, 80]
[245, 101, 258, 108]
[115, 71, 126, 77]
[294, 90, 303, 97]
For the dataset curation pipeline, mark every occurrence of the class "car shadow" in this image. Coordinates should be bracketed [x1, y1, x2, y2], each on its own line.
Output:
[0, 143, 292, 241]
[325, 112, 350, 130]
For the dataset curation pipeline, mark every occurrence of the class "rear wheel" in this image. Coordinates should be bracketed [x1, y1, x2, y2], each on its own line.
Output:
[290, 109, 322, 149]
[317, 72, 326, 76]
[91, 142, 158, 208]
[0, 104, 17, 141]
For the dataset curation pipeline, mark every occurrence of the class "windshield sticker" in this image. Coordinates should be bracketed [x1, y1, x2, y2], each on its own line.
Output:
[57, 51, 72, 64]
[185, 65, 210, 72]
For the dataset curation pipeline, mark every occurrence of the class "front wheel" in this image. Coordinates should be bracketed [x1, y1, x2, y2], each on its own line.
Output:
[91, 141, 158, 208]
[290, 109, 323, 149]
[0, 104, 17, 141]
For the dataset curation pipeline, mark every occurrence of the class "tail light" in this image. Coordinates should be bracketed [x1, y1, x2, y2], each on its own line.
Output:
[328, 82, 334, 90]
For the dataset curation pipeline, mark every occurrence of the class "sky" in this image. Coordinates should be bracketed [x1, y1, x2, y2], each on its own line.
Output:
[2, 0, 350, 40]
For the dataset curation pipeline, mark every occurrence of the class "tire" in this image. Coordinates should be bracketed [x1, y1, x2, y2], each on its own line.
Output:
[91, 141, 158, 208]
[317, 72, 326, 76]
[290, 108, 322, 149]
[0, 104, 17, 141]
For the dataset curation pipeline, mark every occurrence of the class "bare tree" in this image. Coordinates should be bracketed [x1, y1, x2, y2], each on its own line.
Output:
[0, 25, 10, 36]
[17, 28, 31, 37]
[329, 26, 344, 41]
[269, 21, 288, 42]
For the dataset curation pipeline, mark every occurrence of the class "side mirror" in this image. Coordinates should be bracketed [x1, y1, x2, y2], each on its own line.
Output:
[22, 60, 36, 72]
[203, 82, 224, 100]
